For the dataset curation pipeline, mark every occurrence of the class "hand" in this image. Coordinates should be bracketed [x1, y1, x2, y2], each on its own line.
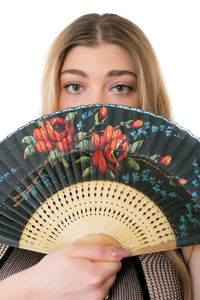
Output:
[0, 244, 131, 300]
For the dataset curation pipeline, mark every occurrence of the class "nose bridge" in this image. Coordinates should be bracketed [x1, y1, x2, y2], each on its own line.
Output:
[85, 84, 107, 105]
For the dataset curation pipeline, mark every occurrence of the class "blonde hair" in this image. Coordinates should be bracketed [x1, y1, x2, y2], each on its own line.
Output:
[42, 13, 172, 118]
[41, 13, 191, 299]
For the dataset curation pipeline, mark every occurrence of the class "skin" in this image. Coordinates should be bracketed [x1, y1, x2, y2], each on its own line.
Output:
[59, 43, 200, 300]
[0, 245, 130, 300]
[59, 44, 139, 110]
[0, 43, 138, 300]
[0, 43, 199, 299]
[182, 245, 200, 299]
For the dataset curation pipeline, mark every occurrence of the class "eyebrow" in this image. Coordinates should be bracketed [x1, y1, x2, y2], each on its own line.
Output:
[60, 69, 137, 78]
[108, 70, 137, 78]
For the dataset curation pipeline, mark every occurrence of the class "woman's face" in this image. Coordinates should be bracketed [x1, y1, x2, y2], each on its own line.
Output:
[59, 43, 139, 110]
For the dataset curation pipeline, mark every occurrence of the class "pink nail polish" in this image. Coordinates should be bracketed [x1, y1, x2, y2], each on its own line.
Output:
[112, 249, 131, 259]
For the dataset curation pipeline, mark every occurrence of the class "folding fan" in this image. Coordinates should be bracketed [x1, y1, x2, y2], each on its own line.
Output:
[0, 104, 200, 256]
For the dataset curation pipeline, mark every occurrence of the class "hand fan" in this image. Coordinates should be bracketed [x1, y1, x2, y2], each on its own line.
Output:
[0, 104, 200, 256]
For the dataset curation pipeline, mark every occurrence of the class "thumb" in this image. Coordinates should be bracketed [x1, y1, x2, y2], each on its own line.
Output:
[62, 244, 131, 261]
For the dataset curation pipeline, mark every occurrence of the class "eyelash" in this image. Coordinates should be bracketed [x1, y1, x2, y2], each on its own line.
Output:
[112, 83, 133, 94]
[63, 82, 84, 95]
[63, 82, 133, 95]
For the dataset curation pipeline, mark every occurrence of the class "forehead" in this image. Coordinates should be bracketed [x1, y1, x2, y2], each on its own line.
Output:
[61, 43, 136, 72]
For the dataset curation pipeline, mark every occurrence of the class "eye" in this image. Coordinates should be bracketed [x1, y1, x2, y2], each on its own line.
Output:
[63, 83, 83, 93]
[112, 84, 132, 94]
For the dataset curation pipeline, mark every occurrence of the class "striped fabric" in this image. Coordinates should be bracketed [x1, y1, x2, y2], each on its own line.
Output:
[0, 244, 8, 261]
[0, 244, 184, 299]
[140, 253, 184, 299]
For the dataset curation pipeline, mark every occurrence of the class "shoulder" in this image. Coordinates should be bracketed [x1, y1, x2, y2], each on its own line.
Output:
[182, 245, 200, 299]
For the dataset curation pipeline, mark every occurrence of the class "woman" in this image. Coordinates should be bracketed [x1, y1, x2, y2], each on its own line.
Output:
[0, 13, 199, 299]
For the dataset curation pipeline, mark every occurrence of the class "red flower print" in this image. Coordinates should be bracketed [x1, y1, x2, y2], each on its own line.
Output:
[99, 107, 107, 120]
[91, 125, 129, 173]
[178, 178, 187, 185]
[91, 133, 101, 147]
[36, 140, 53, 152]
[132, 120, 143, 128]
[151, 154, 172, 166]
[93, 150, 108, 173]
[33, 128, 48, 141]
[103, 125, 114, 144]
[172, 178, 187, 186]
[169, 176, 187, 187]
[159, 155, 172, 165]
[33, 117, 76, 153]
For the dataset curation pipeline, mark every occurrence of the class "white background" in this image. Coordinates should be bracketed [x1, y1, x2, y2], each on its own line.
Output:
[0, 0, 199, 140]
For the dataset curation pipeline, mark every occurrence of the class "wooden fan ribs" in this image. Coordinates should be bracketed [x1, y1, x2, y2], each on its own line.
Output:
[19, 181, 176, 255]
[0, 104, 200, 254]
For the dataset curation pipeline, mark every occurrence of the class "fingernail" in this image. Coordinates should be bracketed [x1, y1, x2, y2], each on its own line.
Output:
[112, 249, 131, 259]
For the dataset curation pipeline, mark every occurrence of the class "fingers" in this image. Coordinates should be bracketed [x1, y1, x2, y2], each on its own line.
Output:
[92, 260, 122, 281]
[62, 244, 131, 262]
[75, 274, 117, 300]
[83, 260, 121, 289]
[34, 245, 125, 300]
[103, 274, 117, 294]
[83, 274, 117, 300]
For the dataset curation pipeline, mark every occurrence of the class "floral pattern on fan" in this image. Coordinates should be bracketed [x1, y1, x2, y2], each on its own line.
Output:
[23, 115, 77, 156]
[22, 106, 186, 186]
[1, 104, 200, 250]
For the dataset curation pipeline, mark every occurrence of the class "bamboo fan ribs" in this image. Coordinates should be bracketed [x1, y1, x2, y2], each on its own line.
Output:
[0, 104, 200, 255]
